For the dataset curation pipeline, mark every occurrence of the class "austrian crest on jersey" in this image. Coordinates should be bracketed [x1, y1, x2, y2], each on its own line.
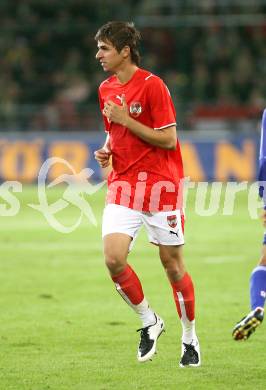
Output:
[129, 101, 142, 117]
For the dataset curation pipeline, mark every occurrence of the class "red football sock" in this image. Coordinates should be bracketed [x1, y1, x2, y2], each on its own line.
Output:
[171, 272, 195, 322]
[111, 264, 144, 305]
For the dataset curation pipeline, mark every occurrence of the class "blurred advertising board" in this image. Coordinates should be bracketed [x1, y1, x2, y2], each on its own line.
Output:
[0, 132, 259, 183]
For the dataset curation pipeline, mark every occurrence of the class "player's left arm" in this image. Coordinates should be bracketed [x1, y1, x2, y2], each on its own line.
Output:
[102, 96, 176, 150]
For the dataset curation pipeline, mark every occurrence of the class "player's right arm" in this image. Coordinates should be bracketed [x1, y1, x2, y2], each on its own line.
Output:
[94, 133, 111, 168]
[95, 88, 112, 168]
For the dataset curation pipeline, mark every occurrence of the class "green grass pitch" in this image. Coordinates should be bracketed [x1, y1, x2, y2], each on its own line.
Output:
[0, 184, 266, 389]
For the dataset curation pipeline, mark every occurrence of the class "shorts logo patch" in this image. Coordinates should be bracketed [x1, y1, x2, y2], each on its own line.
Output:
[167, 215, 177, 228]
[129, 102, 142, 117]
[169, 230, 178, 237]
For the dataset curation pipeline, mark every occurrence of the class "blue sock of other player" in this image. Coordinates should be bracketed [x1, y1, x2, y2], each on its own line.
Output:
[233, 263, 266, 341]
[250, 266, 266, 310]
[250, 236, 266, 311]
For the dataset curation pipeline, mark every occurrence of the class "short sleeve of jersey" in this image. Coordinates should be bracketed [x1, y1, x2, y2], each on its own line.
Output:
[98, 90, 110, 132]
[147, 77, 176, 130]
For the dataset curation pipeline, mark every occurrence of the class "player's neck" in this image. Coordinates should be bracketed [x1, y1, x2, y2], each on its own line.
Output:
[115, 64, 139, 85]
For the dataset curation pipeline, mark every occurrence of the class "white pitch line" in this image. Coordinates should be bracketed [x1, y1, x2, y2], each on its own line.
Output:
[204, 255, 245, 264]
[0, 241, 102, 251]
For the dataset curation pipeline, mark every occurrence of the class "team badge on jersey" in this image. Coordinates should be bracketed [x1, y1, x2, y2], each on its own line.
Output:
[129, 102, 142, 117]
[167, 215, 177, 228]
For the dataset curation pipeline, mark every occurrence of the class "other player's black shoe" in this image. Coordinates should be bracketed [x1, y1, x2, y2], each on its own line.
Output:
[179, 339, 201, 367]
[232, 307, 264, 340]
[137, 314, 165, 362]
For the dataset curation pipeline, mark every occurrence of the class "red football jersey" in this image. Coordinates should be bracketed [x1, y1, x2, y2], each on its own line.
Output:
[98, 68, 184, 212]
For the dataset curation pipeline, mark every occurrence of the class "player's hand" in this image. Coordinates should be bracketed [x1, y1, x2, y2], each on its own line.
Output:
[94, 148, 111, 168]
[103, 95, 129, 126]
[262, 209, 266, 228]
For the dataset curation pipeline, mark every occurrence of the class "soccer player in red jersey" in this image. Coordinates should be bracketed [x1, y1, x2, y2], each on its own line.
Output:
[94, 21, 200, 366]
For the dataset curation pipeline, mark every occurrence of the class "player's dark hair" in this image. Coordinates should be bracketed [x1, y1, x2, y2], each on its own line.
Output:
[95, 21, 141, 66]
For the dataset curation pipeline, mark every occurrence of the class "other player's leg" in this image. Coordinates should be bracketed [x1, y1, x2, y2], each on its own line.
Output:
[232, 243, 266, 341]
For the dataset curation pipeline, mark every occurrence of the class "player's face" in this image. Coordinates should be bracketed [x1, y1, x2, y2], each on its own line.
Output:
[96, 40, 125, 73]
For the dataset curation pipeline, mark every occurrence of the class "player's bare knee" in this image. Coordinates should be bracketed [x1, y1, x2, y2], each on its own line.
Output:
[160, 256, 184, 280]
[103, 246, 127, 274]
[259, 245, 266, 265]
[105, 261, 125, 275]
[167, 265, 184, 281]
[259, 256, 266, 266]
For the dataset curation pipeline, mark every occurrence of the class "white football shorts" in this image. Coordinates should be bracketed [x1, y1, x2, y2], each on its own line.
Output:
[102, 204, 184, 250]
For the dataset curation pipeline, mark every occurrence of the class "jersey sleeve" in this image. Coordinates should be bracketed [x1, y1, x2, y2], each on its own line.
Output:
[98, 89, 110, 133]
[147, 77, 176, 130]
